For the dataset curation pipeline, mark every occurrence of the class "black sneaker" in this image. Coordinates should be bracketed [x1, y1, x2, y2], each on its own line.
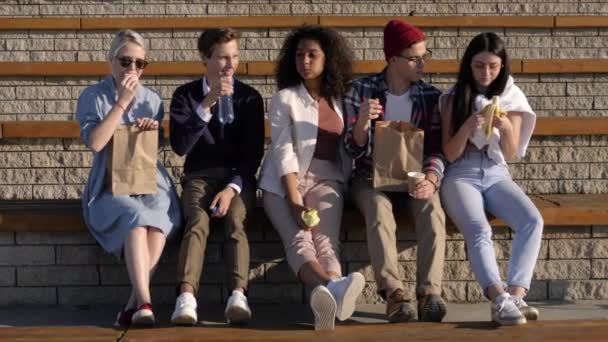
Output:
[417, 294, 447, 322]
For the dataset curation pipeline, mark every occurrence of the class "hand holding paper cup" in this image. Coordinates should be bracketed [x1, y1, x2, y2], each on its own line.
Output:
[407, 171, 426, 197]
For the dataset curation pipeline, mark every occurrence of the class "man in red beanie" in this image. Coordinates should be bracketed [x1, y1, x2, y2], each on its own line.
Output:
[343, 19, 447, 323]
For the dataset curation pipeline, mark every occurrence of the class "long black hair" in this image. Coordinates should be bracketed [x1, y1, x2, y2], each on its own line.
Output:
[275, 25, 353, 99]
[451, 32, 510, 133]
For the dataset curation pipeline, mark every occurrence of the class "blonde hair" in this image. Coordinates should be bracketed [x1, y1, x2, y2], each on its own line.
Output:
[107, 29, 146, 61]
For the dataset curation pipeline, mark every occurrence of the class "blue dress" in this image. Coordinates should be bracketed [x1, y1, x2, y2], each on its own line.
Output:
[75, 76, 182, 256]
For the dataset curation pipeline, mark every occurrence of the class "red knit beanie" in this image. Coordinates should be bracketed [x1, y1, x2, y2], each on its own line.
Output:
[383, 19, 426, 61]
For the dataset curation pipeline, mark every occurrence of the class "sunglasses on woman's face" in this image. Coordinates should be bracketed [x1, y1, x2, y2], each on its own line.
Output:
[116, 56, 149, 70]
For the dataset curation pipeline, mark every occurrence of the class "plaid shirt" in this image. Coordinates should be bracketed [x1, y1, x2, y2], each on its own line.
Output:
[343, 71, 446, 181]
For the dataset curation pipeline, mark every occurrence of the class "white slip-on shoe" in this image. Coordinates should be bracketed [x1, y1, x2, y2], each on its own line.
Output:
[171, 292, 198, 326]
[225, 290, 252, 325]
[310, 285, 337, 331]
[513, 296, 540, 321]
[326, 272, 365, 321]
[491, 293, 527, 326]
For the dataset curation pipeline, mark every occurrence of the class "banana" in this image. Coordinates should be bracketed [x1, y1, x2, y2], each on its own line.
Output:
[481, 96, 506, 139]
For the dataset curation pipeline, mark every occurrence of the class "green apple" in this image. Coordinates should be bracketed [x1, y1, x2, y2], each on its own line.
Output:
[301, 208, 320, 227]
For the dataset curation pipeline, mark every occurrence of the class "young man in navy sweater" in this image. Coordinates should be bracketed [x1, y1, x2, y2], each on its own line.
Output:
[169, 28, 265, 326]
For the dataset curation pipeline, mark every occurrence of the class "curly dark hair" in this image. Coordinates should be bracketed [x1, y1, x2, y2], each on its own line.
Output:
[275, 25, 353, 99]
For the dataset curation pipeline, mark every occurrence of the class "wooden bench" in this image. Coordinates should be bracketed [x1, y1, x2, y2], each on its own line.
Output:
[3, 59, 608, 76]
[1, 117, 608, 140]
[2, 194, 608, 232]
[0, 116, 607, 232]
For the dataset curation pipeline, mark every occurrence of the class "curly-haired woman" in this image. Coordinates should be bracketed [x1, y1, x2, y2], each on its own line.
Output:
[259, 25, 364, 330]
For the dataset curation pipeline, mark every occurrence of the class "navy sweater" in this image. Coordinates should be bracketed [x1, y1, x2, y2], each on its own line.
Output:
[169, 78, 265, 189]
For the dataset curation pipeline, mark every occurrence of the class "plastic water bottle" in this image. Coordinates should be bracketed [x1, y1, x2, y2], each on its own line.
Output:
[217, 94, 234, 125]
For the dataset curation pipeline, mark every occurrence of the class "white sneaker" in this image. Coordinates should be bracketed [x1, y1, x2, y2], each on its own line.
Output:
[310, 285, 337, 331]
[491, 293, 527, 326]
[326, 272, 365, 321]
[225, 290, 252, 325]
[513, 296, 540, 320]
[171, 292, 198, 326]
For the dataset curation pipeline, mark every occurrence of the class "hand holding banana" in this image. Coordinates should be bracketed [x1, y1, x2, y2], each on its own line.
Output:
[480, 96, 507, 138]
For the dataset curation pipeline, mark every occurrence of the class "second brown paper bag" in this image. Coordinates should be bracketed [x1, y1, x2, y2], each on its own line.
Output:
[372, 121, 424, 192]
[107, 125, 158, 196]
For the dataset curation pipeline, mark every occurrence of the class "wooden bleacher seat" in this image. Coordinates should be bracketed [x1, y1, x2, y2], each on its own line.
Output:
[1, 194, 607, 232]
[1, 117, 608, 140]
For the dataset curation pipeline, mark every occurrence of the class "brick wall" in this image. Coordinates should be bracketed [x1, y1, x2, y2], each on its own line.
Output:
[1, 223, 607, 306]
[0, 0, 607, 305]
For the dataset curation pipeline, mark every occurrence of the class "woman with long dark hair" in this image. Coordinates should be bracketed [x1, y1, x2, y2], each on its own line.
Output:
[439, 32, 542, 326]
[259, 25, 364, 330]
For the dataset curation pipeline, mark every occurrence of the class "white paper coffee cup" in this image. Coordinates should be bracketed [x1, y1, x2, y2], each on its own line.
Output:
[407, 171, 425, 195]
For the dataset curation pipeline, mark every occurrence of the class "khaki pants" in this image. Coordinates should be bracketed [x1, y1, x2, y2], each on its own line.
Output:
[350, 177, 446, 300]
[176, 170, 253, 294]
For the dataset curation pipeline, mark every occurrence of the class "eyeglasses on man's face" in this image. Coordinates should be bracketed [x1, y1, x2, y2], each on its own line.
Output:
[116, 56, 149, 70]
[397, 50, 433, 64]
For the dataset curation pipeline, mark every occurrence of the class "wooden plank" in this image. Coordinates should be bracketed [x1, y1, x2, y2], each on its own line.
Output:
[1, 121, 172, 139]
[250, 60, 473, 75]
[248, 60, 522, 76]
[555, 16, 608, 28]
[0, 194, 606, 231]
[522, 59, 608, 74]
[81, 16, 318, 30]
[529, 194, 608, 225]
[0, 61, 247, 77]
[422, 60, 522, 74]
[2, 116, 606, 139]
[147, 61, 247, 76]
[534, 117, 608, 136]
[246, 61, 275, 76]
[3, 319, 608, 341]
[0, 60, 525, 77]
[2, 121, 81, 138]
[0, 211, 85, 232]
[0, 18, 80, 30]
[0, 327, 123, 341]
[1, 15, 606, 33]
[0, 62, 109, 76]
[320, 16, 554, 28]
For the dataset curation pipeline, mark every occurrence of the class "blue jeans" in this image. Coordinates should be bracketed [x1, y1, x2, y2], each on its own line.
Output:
[440, 151, 543, 295]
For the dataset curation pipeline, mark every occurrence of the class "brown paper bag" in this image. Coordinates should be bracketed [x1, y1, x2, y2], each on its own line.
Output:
[372, 121, 424, 192]
[107, 125, 158, 195]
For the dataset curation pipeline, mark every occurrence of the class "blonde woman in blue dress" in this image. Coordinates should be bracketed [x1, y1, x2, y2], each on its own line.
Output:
[75, 29, 181, 327]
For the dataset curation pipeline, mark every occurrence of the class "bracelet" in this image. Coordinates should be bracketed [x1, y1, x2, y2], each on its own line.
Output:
[114, 102, 127, 112]
[425, 176, 439, 193]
